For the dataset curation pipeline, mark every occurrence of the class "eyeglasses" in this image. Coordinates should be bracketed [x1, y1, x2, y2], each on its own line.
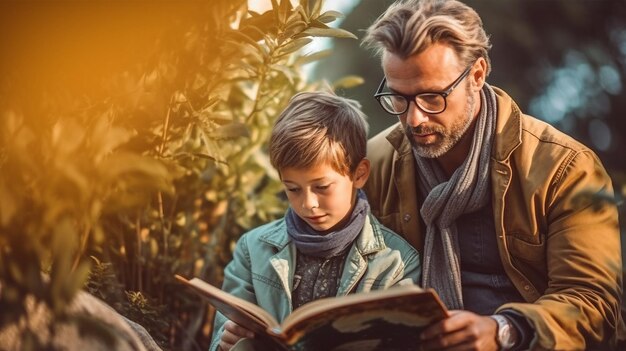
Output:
[374, 65, 473, 116]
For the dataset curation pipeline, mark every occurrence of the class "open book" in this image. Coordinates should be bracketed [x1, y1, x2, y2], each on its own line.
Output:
[176, 275, 449, 351]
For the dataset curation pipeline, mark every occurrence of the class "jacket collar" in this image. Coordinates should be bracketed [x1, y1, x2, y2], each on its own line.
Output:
[386, 123, 412, 159]
[491, 86, 522, 162]
[354, 214, 387, 255]
[385, 85, 522, 163]
[257, 214, 387, 255]
[258, 218, 290, 250]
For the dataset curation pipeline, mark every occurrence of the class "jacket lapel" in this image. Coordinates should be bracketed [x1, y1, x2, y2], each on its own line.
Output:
[336, 215, 385, 295]
[260, 222, 296, 304]
[387, 125, 425, 252]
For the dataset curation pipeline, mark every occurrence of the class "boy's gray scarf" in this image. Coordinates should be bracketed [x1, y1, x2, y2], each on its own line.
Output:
[286, 190, 368, 258]
[415, 84, 497, 310]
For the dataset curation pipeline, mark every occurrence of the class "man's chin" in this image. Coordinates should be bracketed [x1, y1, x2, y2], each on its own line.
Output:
[412, 142, 448, 158]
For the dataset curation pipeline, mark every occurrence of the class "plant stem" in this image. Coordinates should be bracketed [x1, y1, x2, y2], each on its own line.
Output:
[136, 213, 143, 292]
[72, 224, 92, 272]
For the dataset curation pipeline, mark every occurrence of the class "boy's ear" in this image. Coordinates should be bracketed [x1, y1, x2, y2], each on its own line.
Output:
[353, 158, 370, 188]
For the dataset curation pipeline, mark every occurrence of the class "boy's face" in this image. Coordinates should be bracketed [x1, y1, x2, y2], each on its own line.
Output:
[280, 160, 370, 234]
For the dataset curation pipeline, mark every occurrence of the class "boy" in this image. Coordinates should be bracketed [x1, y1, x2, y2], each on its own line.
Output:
[210, 91, 421, 351]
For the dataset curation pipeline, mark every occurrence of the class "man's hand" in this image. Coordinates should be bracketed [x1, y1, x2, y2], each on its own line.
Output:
[419, 310, 499, 350]
[219, 320, 255, 351]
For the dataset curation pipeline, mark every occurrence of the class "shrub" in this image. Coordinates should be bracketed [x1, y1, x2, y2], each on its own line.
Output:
[0, 0, 358, 349]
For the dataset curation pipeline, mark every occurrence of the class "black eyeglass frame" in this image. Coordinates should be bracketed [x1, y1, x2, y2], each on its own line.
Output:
[374, 64, 473, 116]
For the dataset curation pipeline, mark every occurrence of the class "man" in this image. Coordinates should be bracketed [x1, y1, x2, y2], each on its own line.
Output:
[362, 0, 622, 350]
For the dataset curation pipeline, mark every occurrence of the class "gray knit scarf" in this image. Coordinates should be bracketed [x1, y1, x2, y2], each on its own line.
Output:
[415, 84, 497, 310]
[285, 190, 369, 258]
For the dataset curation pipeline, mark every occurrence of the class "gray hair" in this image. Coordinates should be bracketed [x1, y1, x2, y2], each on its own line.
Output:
[363, 0, 492, 76]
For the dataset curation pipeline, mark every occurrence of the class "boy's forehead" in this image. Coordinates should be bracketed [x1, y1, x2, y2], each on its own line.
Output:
[279, 163, 344, 182]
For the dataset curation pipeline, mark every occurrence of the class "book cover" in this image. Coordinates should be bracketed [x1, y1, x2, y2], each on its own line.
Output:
[175, 275, 449, 351]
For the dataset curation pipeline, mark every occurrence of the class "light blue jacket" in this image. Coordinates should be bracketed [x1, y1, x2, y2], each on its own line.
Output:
[209, 212, 421, 350]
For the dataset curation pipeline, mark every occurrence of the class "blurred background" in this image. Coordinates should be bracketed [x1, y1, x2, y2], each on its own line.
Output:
[1, 1, 624, 350]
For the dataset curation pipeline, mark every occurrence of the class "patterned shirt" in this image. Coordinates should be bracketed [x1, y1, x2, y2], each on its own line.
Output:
[291, 250, 348, 310]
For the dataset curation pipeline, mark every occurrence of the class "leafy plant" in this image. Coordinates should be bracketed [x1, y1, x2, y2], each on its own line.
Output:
[0, 0, 359, 350]
[0, 110, 173, 349]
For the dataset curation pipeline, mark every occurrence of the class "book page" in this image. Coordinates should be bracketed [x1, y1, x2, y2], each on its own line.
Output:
[279, 284, 448, 347]
[175, 275, 279, 335]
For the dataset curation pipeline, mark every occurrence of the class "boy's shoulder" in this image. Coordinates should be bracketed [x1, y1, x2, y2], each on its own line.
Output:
[366, 212, 417, 253]
[239, 217, 289, 248]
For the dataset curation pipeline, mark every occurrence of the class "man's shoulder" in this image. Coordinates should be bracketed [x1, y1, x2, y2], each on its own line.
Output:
[519, 114, 591, 154]
[493, 85, 591, 155]
[366, 123, 408, 177]
[368, 123, 403, 156]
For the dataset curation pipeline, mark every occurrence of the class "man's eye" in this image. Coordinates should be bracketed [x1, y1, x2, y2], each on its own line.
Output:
[287, 188, 300, 193]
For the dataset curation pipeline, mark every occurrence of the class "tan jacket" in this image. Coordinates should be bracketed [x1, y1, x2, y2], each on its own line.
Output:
[364, 87, 622, 350]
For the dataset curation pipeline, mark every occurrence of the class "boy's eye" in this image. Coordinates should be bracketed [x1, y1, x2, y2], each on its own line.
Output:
[286, 188, 300, 193]
[316, 184, 331, 190]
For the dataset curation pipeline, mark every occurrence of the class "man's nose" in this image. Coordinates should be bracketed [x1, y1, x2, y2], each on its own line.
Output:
[405, 101, 429, 127]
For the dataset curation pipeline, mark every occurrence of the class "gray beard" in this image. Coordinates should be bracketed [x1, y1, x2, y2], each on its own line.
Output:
[409, 89, 476, 159]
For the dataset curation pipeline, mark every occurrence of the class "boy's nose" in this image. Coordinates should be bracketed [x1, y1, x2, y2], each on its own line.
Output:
[302, 193, 319, 211]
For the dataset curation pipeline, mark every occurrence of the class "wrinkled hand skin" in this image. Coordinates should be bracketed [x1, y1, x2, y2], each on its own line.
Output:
[419, 310, 499, 351]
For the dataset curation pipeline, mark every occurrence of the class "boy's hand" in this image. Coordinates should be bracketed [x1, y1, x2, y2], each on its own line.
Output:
[419, 310, 499, 350]
[219, 320, 255, 351]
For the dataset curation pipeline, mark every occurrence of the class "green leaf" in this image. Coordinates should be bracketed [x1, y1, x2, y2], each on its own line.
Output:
[51, 120, 86, 156]
[299, 27, 357, 40]
[286, 6, 304, 26]
[295, 49, 332, 66]
[270, 64, 296, 85]
[333, 75, 365, 89]
[283, 20, 308, 38]
[99, 153, 171, 189]
[89, 119, 133, 160]
[209, 123, 251, 140]
[296, 3, 308, 22]
[227, 30, 265, 56]
[192, 152, 227, 164]
[278, 0, 293, 25]
[200, 110, 233, 124]
[270, 0, 280, 23]
[241, 11, 277, 40]
[276, 38, 312, 57]
[199, 130, 227, 163]
[66, 260, 92, 298]
[308, 19, 330, 29]
[317, 10, 343, 23]
[308, 0, 322, 18]
[225, 39, 265, 65]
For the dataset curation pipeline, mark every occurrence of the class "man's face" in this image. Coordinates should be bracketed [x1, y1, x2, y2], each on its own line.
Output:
[382, 43, 478, 158]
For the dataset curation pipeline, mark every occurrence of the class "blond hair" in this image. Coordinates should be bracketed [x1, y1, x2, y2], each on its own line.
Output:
[269, 91, 368, 176]
[363, 0, 492, 75]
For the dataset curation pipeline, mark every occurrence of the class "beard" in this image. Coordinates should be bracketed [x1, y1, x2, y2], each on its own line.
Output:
[406, 85, 476, 159]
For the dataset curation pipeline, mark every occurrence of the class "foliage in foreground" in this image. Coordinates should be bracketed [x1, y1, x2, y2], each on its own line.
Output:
[0, 0, 361, 349]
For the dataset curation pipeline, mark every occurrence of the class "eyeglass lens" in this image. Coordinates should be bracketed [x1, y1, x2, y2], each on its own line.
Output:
[378, 93, 446, 114]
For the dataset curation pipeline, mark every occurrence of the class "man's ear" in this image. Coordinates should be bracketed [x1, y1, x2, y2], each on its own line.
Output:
[470, 57, 487, 92]
[353, 158, 371, 188]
